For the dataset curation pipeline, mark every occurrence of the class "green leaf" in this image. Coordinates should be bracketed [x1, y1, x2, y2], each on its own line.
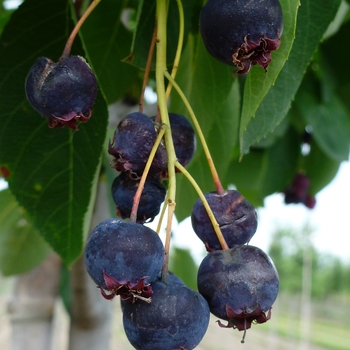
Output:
[239, 0, 299, 141]
[303, 140, 342, 194]
[241, 0, 342, 154]
[321, 18, 350, 116]
[80, 0, 139, 104]
[298, 94, 350, 162]
[0, 0, 108, 265]
[227, 126, 300, 207]
[170, 34, 241, 221]
[0, 189, 50, 276]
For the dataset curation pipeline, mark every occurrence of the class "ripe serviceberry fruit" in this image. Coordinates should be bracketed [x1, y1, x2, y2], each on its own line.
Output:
[25, 55, 98, 129]
[122, 280, 210, 350]
[191, 190, 257, 251]
[283, 172, 316, 209]
[199, 0, 283, 74]
[108, 112, 167, 176]
[153, 113, 196, 172]
[84, 218, 164, 302]
[111, 172, 166, 223]
[197, 245, 279, 342]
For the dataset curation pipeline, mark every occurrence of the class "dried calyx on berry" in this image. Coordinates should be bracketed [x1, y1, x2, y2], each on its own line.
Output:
[25, 55, 98, 130]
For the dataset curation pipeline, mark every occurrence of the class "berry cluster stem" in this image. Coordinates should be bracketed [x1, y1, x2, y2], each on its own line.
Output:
[61, 0, 102, 59]
[156, 0, 178, 283]
[165, 0, 184, 100]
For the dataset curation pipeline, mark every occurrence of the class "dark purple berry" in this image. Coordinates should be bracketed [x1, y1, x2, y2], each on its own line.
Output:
[169, 113, 196, 168]
[283, 172, 316, 208]
[25, 55, 98, 129]
[197, 245, 279, 340]
[108, 112, 168, 176]
[284, 172, 309, 204]
[84, 218, 164, 302]
[122, 280, 210, 350]
[111, 172, 166, 223]
[199, 0, 283, 74]
[191, 190, 257, 251]
[153, 113, 196, 172]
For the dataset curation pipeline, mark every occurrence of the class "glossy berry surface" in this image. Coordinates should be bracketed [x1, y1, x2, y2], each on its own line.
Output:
[197, 245, 279, 332]
[191, 190, 258, 251]
[84, 218, 164, 301]
[122, 279, 210, 350]
[108, 112, 167, 176]
[25, 55, 98, 129]
[111, 172, 166, 223]
[199, 0, 283, 74]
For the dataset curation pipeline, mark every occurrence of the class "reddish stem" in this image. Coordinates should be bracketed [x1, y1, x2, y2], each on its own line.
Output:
[139, 21, 158, 113]
[61, 0, 101, 59]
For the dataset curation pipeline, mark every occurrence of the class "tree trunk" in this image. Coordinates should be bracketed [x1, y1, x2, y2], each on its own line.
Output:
[7, 252, 61, 350]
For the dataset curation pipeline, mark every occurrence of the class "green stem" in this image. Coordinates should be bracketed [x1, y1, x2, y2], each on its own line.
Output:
[61, 0, 102, 59]
[165, 0, 184, 100]
[164, 71, 225, 195]
[156, 0, 177, 283]
[156, 192, 169, 234]
[130, 125, 166, 223]
[175, 161, 229, 250]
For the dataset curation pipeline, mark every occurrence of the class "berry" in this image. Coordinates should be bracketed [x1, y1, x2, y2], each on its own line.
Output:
[283, 172, 316, 209]
[153, 113, 196, 171]
[199, 0, 283, 74]
[122, 279, 210, 350]
[197, 245, 279, 340]
[191, 190, 257, 251]
[84, 218, 164, 302]
[108, 112, 168, 176]
[111, 172, 166, 223]
[25, 55, 98, 129]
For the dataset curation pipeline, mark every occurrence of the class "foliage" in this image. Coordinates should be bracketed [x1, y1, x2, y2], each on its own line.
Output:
[0, 0, 349, 273]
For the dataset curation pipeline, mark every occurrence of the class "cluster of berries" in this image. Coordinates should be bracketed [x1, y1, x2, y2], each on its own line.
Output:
[23, 0, 284, 347]
[188, 167, 279, 340]
[108, 112, 195, 223]
[191, 191, 279, 341]
[84, 111, 280, 347]
[84, 112, 211, 349]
